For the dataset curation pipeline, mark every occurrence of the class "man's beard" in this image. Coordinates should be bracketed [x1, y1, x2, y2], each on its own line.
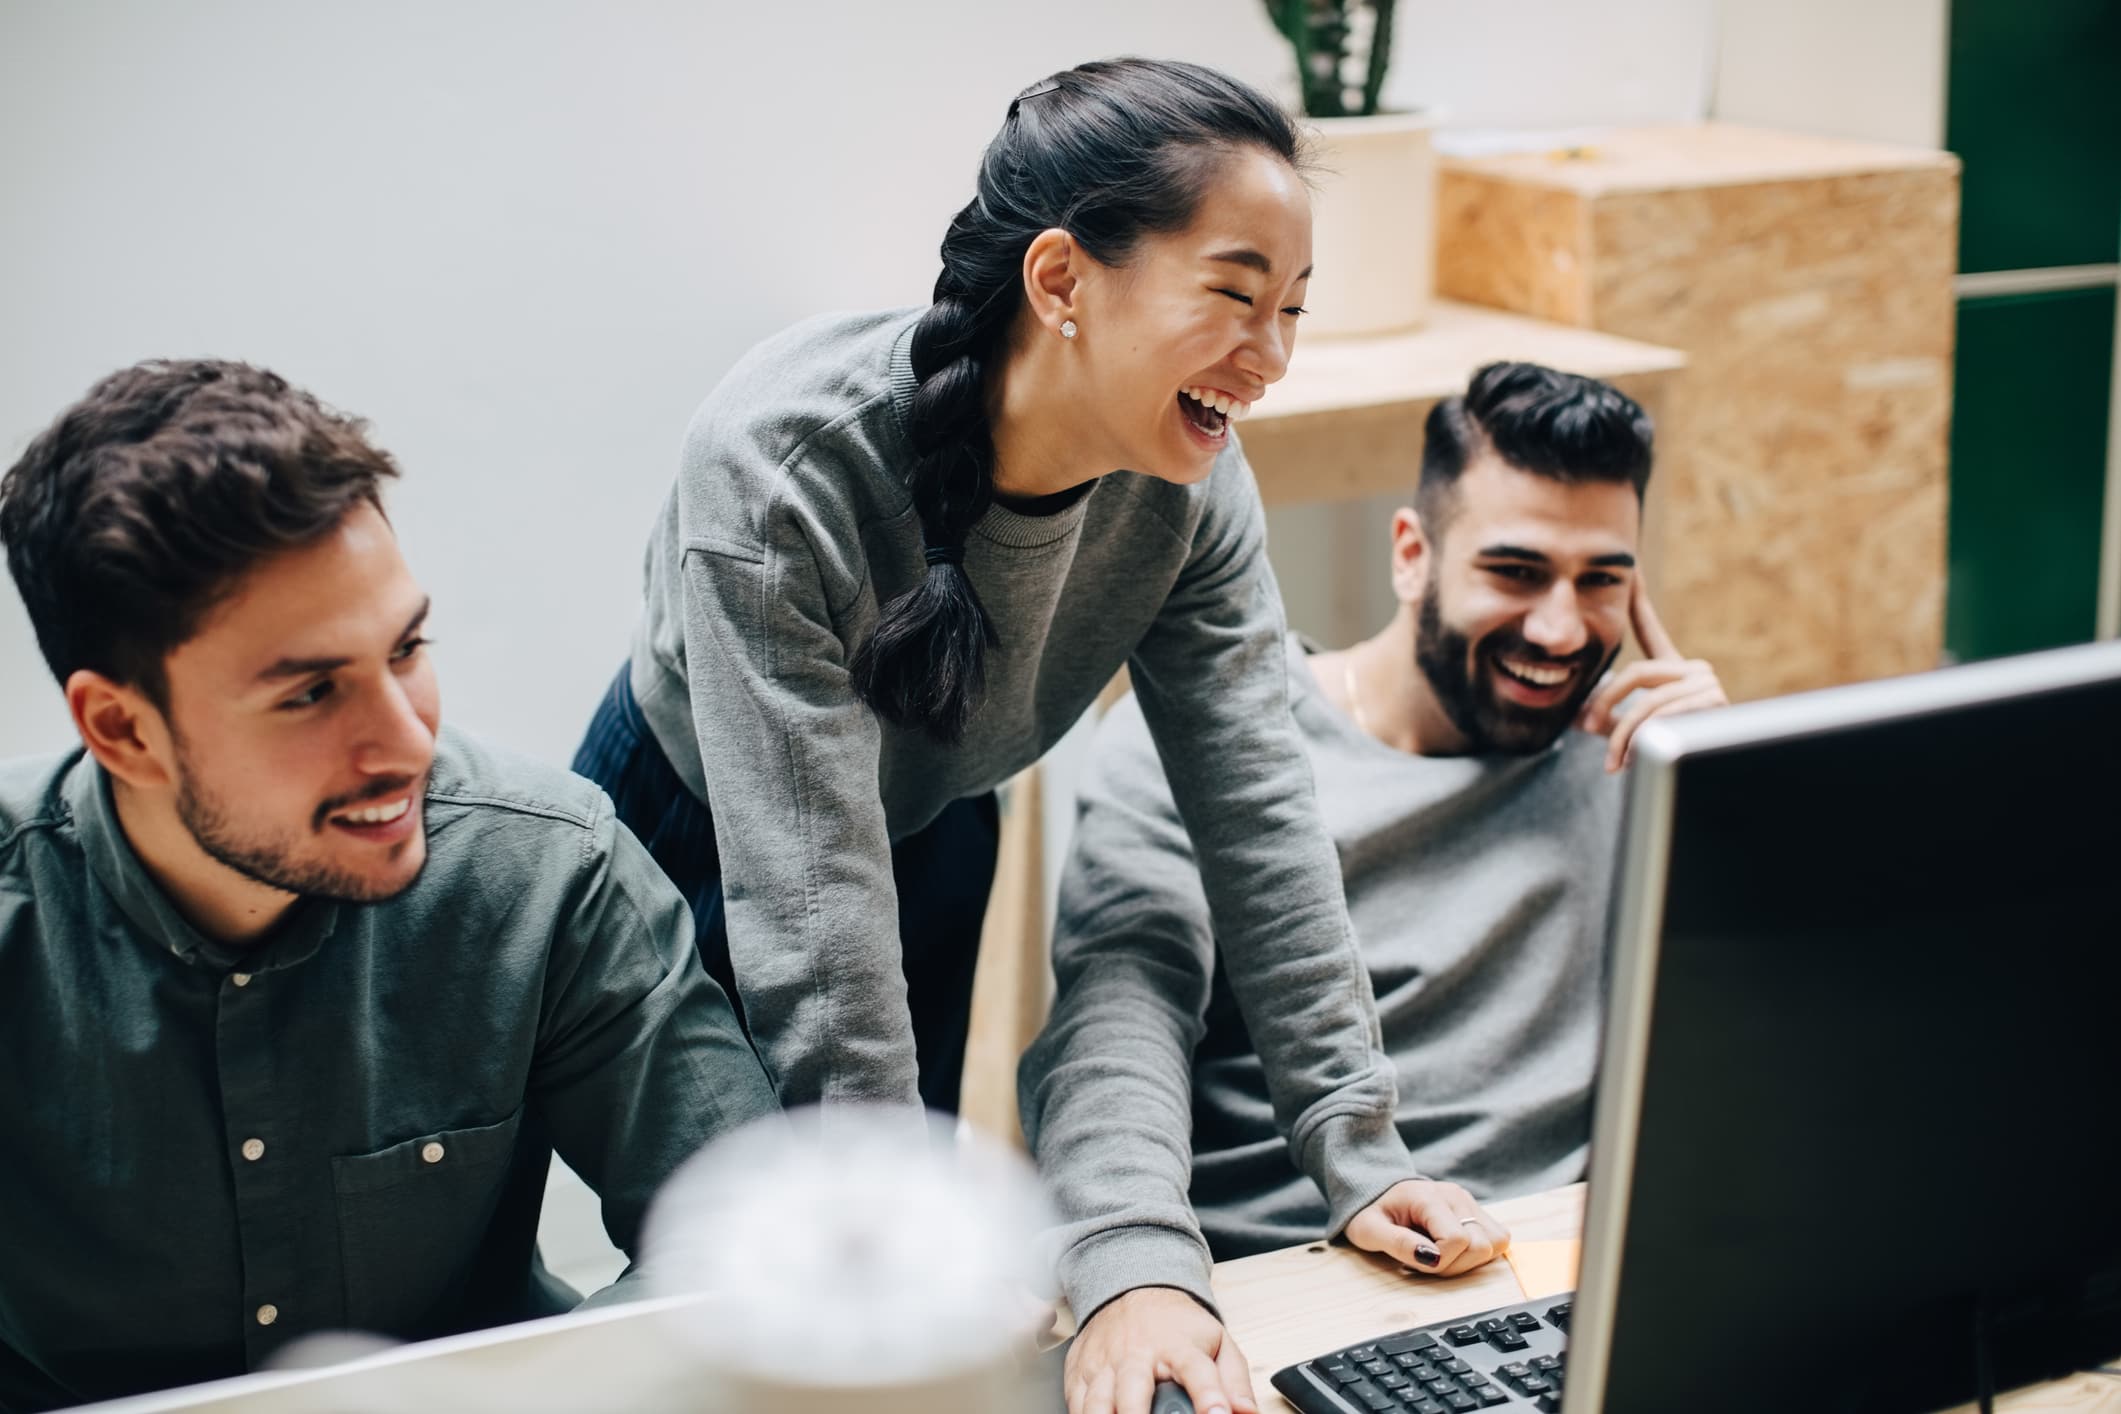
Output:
[174, 752, 426, 905]
[1414, 585, 1615, 755]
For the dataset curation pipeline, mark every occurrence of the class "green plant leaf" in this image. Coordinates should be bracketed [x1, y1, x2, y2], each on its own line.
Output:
[1361, 0, 1395, 116]
[1264, 0, 1395, 117]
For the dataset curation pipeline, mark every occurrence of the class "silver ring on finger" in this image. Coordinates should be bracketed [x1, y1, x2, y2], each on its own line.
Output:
[1459, 1216, 1484, 1229]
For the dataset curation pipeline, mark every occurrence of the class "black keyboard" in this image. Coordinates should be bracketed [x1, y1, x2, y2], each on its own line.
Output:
[1270, 1294, 1575, 1413]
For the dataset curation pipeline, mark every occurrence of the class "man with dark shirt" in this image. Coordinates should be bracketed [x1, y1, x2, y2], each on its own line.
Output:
[0, 360, 778, 1410]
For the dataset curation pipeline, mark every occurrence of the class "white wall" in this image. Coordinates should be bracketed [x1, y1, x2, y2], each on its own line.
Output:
[1712, 0, 1949, 148]
[1383, 0, 1717, 127]
[0, 0, 1717, 763]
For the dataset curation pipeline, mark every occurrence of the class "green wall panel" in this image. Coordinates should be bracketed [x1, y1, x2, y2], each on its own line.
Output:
[1946, 285, 2116, 661]
[1947, 0, 2121, 274]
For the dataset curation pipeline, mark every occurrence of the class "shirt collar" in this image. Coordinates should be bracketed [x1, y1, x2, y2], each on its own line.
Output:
[63, 753, 340, 975]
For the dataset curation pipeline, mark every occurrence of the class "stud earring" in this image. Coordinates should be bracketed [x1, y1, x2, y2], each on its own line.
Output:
[1060, 319, 1077, 339]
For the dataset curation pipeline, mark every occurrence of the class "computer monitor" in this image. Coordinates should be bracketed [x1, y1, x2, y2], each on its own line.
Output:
[1570, 639, 2121, 1412]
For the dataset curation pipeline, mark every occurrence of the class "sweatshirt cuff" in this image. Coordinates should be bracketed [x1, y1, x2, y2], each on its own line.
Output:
[1304, 1109, 1422, 1240]
[1059, 1224, 1220, 1330]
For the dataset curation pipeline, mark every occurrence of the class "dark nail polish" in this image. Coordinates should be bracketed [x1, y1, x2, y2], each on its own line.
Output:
[1414, 1243, 1441, 1268]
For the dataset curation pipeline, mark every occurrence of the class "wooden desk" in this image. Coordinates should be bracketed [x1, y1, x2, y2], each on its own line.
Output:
[85, 1183, 2118, 1411]
[1212, 1185, 2121, 1414]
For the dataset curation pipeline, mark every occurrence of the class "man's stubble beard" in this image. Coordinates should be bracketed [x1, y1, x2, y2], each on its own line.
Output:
[1413, 577, 1615, 755]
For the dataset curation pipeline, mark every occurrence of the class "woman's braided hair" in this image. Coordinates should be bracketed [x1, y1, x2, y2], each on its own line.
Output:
[848, 57, 1304, 743]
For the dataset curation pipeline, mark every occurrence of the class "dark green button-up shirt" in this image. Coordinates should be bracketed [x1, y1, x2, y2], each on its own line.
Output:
[0, 728, 778, 1412]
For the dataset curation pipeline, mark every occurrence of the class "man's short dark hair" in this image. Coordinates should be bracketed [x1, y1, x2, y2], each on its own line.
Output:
[0, 359, 399, 706]
[1417, 361, 1654, 536]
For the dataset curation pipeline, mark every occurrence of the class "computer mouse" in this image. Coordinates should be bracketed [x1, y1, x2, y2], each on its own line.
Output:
[1150, 1380, 1195, 1414]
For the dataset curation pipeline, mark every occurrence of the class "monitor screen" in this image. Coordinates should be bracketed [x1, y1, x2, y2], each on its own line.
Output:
[1573, 642, 2121, 1414]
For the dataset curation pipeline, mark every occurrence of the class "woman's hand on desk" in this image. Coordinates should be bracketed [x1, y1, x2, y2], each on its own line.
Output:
[1068, 1286, 1256, 1414]
[1346, 1179, 1512, 1278]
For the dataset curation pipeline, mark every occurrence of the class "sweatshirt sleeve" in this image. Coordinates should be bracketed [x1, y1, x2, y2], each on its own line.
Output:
[675, 483, 920, 1108]
[1018, 695, 1222, 1321]
[1121, 452, 1416, 1238]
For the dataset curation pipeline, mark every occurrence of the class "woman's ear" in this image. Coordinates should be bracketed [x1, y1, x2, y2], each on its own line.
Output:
[1020, 227, 1079, 337]
[1389, 507, 1431, 605]
[67, 670, 176, 792]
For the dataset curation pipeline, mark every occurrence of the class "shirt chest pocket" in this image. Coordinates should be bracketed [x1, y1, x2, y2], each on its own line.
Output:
[331, 1108, 526, 1337]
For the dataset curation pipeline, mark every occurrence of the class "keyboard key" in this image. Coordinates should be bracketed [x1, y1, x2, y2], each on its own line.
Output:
[1444, 1394, 1477, 1412]
[1440, 1358, 1471, 1376]
[1492, 1330, 1529, 1352]
[1350, 1346, 1381, 1362]
[1412, 1401, 1447, 1414]
[1544, 1303, 1571, 1329]
[1379, 1374, 1411, 1391]
[1531, 1355, 1561, 1373]
[1424, 1377, 1454, 1396]
[1403, 1360, 1437, 1379]
[1536, 1396, 1563, 1413]
[1459, 1373, 1491, 1389]
[1394, 1353, 1426, 1370]
[1363, 1360, 1393, 1377]
[1324, 1364, 1365, 1385]
[1476, 1319, 1508, 1335]
[1475, 1390, 1510, 1409]
[1381, 1333, 1440, 1356]
[1519, 1376, 1551, 1396]
[1510, 1312, 1543, 1332]
[1445, 1325, 1482, 1347]
[1498, 1362, 1532, 1381]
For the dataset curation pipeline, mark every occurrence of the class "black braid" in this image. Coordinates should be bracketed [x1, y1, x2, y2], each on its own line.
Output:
[848, 59, 1307, 743]
[848, 239, 1010, 743]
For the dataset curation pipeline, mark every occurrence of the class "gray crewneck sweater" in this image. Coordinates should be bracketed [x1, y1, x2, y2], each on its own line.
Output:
[1022, 635, 1618, 1315]
[627, 309, 1412, 1242]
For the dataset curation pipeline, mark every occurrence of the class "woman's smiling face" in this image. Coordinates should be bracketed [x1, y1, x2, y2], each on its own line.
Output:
[1064, 147, 1313, 484]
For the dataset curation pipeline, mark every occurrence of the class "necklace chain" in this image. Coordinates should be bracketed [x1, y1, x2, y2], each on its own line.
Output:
[1342, 657, 1375, 739]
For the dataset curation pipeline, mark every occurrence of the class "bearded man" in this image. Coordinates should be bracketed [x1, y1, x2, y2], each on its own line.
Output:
[0, 360, 777, 1412]
[1024, 362, 1727, 1412]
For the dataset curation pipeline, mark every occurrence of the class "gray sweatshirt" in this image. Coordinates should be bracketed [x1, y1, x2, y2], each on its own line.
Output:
[627, 309, 1412, 1229]
[1023, 635, 1617, 1316]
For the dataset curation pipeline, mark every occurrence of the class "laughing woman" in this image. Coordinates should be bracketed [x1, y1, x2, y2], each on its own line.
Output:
[576, 58, 1481, 1414]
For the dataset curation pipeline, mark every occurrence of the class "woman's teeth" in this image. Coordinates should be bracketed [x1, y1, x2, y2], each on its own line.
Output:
[1181, 386, 1250, 421]
[336, 797, 411, 826]
[1499, 658, 1571, 688]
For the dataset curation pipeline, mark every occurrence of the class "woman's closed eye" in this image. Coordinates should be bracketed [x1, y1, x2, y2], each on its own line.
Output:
[1215, 287, 1307, 317]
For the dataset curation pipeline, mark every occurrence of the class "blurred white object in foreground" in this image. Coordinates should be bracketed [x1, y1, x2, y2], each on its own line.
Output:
[641, 1105, 1060, 1414]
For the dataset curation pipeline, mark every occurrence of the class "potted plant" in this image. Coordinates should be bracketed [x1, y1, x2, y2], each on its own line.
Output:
[1262, 0, 1437, 337]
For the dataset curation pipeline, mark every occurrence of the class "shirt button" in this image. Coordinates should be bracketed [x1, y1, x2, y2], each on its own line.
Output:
[255, 1304, 278, 1326]
[241, 1138, 265, 1162]
[231, 973, 252, 987]
[420, 1142, 445, 1164]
